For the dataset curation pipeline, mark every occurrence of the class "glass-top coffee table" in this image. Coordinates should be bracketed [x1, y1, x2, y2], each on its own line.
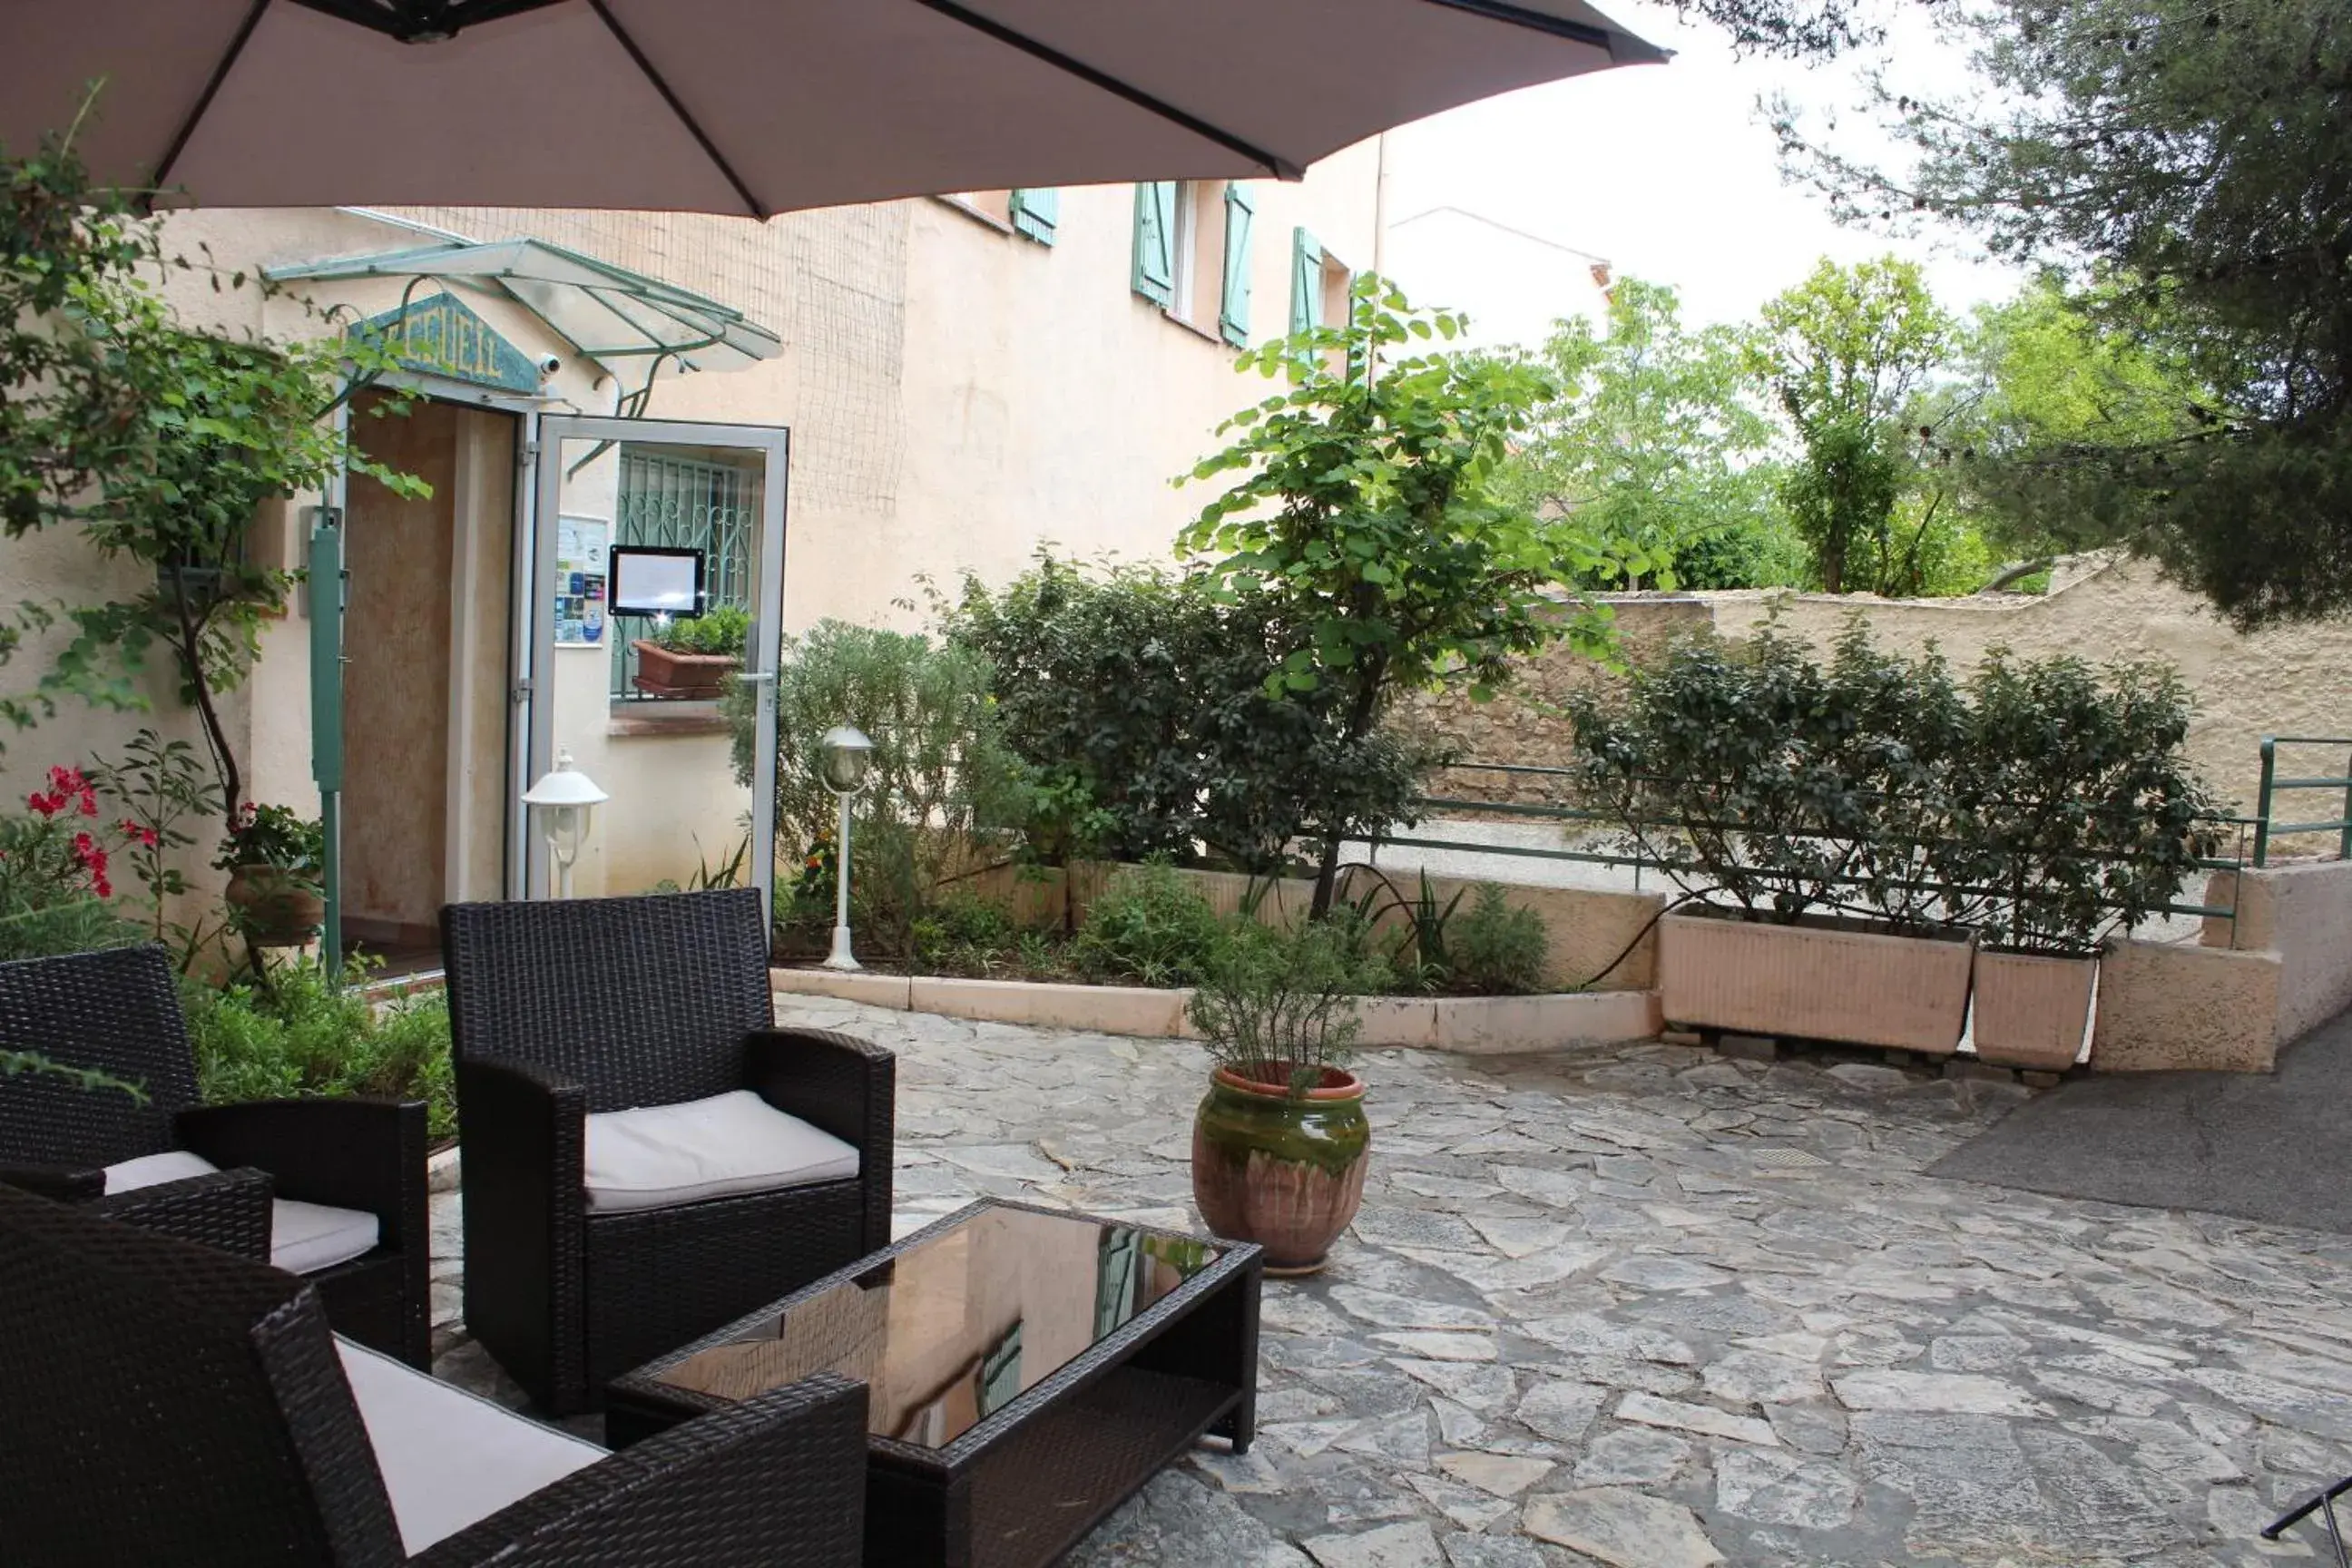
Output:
[606, 1199, 1261, 1568]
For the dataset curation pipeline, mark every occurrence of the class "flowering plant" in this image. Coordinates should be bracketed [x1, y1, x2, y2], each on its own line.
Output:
[211, 801, 324, 877]
[11, 765, 152, 900]
[0, 765, 149, 960]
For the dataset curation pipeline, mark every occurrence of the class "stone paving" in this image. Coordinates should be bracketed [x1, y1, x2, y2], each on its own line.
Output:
[430, 999, 2352, 1566]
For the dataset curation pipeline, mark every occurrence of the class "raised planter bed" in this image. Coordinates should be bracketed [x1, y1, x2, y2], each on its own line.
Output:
[770, 967, 1661, 1053]
[1657, 909, 1974, 1056]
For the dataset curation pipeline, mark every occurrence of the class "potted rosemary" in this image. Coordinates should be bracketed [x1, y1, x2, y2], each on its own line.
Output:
[1186, 918, 1382, 1276]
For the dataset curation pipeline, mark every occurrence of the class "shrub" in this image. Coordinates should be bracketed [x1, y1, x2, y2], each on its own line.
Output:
[910, 890, 1021, 975]
[1073, 863, 1229, 987]
[730, 619, 1025, 956]
[942, 553, 1433, 873]
[1445, 884, 1550, 995]
[1567, 618, 1971, 927]
[1949, 650, 2220, 953]
[1569, 620, 2219, 946]
[183, 960, 456, 1139]
[1187, 917, 1390, 1092]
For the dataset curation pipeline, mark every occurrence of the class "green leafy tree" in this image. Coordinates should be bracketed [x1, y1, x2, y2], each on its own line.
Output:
[1945, 275, 2210, 575]
[1777, 0, 2352, 625]
[1499, 279, 1800, 590]
[1754, 256, 1955, 593]
[3, 121, 424, 828]
[1180, 276, 1630, 913]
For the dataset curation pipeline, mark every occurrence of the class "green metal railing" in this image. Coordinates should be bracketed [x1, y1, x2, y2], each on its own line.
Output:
[1367, 760, 2253, 926]
[2252, 736, 2352, 867]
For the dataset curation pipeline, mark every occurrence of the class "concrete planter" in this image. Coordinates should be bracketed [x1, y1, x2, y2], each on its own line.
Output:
[1971, 949, 2096, 1070]
[1657, 910, 1974, 1055]
[771, 967, 1659, 1053]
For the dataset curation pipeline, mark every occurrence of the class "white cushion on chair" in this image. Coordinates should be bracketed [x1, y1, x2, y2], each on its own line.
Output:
[583, 1089, 860, 1214]
[100, 1149, 219, 1191]
[103, 1150, 380, 1274]
[336, 1336, 604, 1553]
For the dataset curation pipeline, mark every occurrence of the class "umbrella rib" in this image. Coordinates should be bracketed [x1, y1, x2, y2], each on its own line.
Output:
[587, 0, 767, 218]
[909, 0, 1301, 180]
[1412, 0, 1617, 52]
[154, 0, 276, 192]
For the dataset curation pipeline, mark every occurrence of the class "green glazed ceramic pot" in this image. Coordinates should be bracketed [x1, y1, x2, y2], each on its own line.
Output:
[1191, 1064, 1369, 1276]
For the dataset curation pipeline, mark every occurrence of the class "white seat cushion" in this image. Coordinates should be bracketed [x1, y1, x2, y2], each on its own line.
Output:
[103, 1149, 380, 1274]
[583, 1089, 860, 1214]
[336, 1336, 604, 1553]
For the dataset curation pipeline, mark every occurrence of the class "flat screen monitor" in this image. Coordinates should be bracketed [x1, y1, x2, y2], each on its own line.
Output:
[609, 546, 704, 618]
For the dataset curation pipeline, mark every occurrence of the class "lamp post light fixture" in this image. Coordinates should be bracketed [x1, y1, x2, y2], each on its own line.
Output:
[817, 725, 875, 971]
[522, 750, 609, 899]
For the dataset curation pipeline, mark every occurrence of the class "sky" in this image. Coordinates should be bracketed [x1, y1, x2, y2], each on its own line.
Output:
[1377, 0, 2028, 352]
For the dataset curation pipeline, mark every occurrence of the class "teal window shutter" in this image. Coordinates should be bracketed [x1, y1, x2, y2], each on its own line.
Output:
[1219, 184, 1256, 347]
[1009, 187, 1058, 245]
[1132, 181, 1176, 308]
[1290, 227, 1324, 334]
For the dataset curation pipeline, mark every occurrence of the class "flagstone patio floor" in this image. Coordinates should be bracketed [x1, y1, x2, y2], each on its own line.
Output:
[428, 997, 2352, 1567]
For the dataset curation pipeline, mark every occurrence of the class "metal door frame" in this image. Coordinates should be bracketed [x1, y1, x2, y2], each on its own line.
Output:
[524, 416, 790, 909]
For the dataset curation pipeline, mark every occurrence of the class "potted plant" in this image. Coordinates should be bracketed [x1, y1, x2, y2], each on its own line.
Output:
[214, 802, 325, 946]
[1569, 622, 1980, 1054]
[1955, 652, 2219, 1069]
[632, 605, 750, 699]
[1186, 918, 1383, 1275]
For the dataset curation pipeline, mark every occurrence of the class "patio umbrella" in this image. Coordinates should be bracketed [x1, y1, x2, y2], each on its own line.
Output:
[1, 0, 1662, 216]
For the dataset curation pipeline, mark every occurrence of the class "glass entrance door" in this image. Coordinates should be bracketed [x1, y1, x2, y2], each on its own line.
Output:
[524, 416, 789, 913]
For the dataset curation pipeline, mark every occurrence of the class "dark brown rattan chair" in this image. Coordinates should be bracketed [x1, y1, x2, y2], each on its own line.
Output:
[440, 888, 895, 1415]
[0, 1181, 868, 1568]
[0, 944, 430, 1366]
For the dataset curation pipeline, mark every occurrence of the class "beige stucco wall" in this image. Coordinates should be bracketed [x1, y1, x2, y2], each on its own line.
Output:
[1417, 556, 2352, 832]
[2203, 859, 2352, 1048]
[0, 154, 1384, 913]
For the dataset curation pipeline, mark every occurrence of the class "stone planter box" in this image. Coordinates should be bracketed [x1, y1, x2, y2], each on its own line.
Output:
[770, 967, 1659, 1054]
[1971, 950, 2097, 1070]
[1657, 910, 1973, 1055]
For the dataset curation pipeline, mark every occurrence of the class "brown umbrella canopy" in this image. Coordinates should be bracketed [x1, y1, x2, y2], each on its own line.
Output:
[2, 0, 1662, 215]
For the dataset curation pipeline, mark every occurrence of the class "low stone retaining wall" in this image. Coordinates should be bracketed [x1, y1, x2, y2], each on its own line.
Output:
[770, 966, 1661, 1054]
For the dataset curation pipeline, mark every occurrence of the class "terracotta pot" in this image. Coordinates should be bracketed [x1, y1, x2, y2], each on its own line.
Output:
[1657, 909, 1975, 1055]
[1191, 1064, 1369, 1276]
[225, 864, 324, 947]
[631, 640, 740, 700]
[1971, 949, 2097, 1070]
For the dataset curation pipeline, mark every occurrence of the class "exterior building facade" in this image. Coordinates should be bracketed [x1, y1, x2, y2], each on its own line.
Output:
[0, 148, 1385, 953]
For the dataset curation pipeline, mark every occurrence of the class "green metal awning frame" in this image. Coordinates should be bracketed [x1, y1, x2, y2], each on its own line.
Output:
[265, 234, 782, 384]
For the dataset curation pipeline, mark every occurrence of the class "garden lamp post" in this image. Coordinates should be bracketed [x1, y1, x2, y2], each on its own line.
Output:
[818, 726, 875, 972]
[522, 750, 608, 899]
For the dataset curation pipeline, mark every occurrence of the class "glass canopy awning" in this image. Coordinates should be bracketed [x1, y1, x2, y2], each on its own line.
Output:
[266, 235, 781, 379]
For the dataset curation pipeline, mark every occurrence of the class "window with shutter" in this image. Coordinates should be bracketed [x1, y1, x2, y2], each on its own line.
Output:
[1132, 181, 1176, 308]
[1009, 188, 1058, 245]
[1291, 227, 1324, 334]
[1219, 185, 1256, 347]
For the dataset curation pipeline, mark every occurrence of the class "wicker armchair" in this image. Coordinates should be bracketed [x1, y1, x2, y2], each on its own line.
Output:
[0, 945, 429, 1366]
[0, 1182, 867, 1568]
[440, 888, 895, 1415]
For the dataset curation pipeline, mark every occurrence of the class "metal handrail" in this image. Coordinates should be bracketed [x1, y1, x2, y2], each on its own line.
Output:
[2253, 736, 2352, 866]
[1370, 760, 2252, 926]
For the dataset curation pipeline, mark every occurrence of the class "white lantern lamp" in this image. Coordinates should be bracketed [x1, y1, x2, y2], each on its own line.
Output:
[522, 750, 609, 899]
[817, 726, 875, 970]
